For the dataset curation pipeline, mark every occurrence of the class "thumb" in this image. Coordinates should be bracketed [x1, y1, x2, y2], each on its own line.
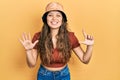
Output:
[33, 40, 39, 47]
[79, 40, 86, 45]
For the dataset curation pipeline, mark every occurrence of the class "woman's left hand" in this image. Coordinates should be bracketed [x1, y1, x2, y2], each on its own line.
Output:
[80, 29, 94, 46]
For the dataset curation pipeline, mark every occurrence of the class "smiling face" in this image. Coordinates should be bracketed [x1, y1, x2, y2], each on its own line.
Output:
[47, 11, 63, 29]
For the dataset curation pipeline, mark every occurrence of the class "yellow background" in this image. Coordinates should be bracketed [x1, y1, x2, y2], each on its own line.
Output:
[0, 0, 120, 80]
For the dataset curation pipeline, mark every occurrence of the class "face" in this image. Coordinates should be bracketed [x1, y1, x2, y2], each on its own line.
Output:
[47, 11, 63, 29]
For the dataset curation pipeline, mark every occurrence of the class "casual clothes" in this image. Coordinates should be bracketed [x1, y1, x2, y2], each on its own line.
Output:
[37, 65, 70, 80]
[32, 32, 80, 80]
[32, 32, 80, 67]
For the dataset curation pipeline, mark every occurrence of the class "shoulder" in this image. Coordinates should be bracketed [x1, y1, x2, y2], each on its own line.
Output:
[68, 31, 80, 49]
[34, 32, 41, 36]
[33, 32, 41, 38]
[68, 31, 77, 38]
[32, 32, 41, 43]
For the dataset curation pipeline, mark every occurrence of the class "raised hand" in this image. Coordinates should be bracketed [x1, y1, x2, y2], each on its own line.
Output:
[19, 33, 38, 50]
[80, 29, 94, 46]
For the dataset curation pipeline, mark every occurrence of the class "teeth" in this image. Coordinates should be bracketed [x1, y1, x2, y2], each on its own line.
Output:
[51, 22, 57, 25]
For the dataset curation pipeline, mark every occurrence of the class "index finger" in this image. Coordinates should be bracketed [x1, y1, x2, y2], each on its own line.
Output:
[82, 29, 87, 39]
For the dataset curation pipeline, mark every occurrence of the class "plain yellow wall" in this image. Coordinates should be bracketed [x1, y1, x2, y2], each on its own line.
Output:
[0, 0, 120, 80]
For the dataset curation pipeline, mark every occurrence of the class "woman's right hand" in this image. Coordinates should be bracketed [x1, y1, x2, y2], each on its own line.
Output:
[19, 33, 39, 50]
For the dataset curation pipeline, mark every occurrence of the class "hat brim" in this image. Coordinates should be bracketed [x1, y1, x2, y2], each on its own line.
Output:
[42, 10, 67, 23]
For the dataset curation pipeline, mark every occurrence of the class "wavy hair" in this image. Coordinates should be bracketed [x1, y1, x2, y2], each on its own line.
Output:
[37, 13, 71, 65]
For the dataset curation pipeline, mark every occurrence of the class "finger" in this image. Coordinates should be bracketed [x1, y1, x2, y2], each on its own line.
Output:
[87, 35, 93, 40]
[87, 35, 91, 39]
[82, 29, 87, 39]
[33, 40, 39, 47]
[89, 35, 93, 40]
[91, 36, 94, 40]
[28, 33, 31, 40]
[23, 32, 28, 40]
[22, 33, 26, 41]
[19, 38, 24, 45]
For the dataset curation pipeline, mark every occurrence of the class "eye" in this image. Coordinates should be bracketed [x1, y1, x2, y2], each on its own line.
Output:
[56, 15, 61, 17]
[56, 14, 62, 17]
[48, 14, 53, 17]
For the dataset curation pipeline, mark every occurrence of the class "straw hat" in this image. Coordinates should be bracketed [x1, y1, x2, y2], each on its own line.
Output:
[42, 2, 67, 23]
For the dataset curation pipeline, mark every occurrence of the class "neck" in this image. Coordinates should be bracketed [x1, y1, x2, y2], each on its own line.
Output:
[50, 28, 59, 38]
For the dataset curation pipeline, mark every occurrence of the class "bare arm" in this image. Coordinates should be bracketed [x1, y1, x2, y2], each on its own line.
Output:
[26, 49, 38, 67]
[19, 33, 39, 68]
[73, 30, 94, 64]
[73, 45, 93, 64]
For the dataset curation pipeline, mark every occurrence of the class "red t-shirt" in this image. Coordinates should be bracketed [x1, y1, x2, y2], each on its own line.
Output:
[32, 32, 80, 67]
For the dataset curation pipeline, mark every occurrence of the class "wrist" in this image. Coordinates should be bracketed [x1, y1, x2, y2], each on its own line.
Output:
[87, 45, 93, 48]
[25, 48, 33, 51]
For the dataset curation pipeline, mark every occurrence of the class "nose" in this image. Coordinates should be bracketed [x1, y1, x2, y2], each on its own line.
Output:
[52, 15, 57, 20]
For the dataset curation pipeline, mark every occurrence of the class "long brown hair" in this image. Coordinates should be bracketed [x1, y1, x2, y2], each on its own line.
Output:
[38, 13, 71, 65]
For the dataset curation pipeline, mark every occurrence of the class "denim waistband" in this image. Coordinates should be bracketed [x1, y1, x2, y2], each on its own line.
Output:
[37, 65, 70, 80]
[41, 64, 68, 72]
[38, 64, 69, 75]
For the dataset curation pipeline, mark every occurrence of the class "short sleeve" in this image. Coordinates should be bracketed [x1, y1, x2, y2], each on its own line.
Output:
[32, 32, 40, 49]
[69, 32, 80, 49]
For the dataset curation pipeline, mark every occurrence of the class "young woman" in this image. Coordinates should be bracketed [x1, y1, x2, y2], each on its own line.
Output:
[19, 2, 94, 80]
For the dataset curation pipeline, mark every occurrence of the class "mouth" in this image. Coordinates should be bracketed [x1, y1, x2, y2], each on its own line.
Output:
[51, 21, 58, 25]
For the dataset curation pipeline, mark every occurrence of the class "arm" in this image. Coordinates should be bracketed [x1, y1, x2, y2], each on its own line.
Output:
[73, 30, 94, 64]
[73, 45, 93, 64]
[19, 33, 39, 68]
[26, 49, 38, 68]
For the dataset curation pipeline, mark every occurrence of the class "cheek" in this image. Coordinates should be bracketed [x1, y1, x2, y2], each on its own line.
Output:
[59, 19, 63, 24]
[46, 18, 51, 24]
[58, 17, 62, 21]
[47, 17, 51, 21]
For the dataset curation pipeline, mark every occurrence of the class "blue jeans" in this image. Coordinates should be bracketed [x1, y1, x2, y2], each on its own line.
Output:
[37, 65, 70, 80]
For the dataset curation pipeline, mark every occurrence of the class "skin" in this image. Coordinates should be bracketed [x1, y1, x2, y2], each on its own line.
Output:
[19, 11, 94, 70]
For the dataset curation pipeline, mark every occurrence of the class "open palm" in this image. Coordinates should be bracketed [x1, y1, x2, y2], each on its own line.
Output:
[19, 33, 38, 50]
